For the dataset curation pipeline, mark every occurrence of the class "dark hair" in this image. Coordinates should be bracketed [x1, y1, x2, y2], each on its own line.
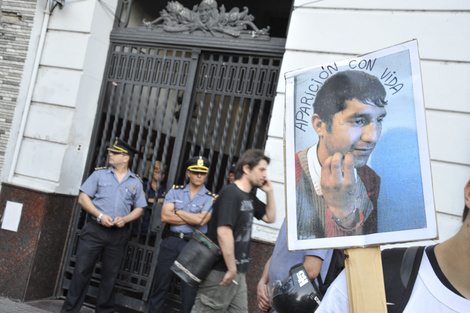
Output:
[314, 70, 387, 131]
[463, 204, 469, 223]
[234, 149, 270, 180]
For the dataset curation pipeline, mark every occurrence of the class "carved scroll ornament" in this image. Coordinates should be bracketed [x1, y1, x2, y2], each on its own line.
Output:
[143, 0, 270, 38]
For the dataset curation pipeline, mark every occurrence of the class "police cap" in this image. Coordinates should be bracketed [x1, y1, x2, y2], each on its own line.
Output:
[185, 156, 210, 173]
[107, 137, 138, 157]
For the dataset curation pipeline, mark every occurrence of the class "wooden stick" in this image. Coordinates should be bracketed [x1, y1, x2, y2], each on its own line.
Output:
[344, 246, 387, 313]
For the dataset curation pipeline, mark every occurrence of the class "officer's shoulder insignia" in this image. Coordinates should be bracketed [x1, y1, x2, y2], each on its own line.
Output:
[172, 185, 184, 189]
[206, 191, 217, 198]
[94, 166, 107, 171]
[209, 193, 219, 203]
[136, 174, 143, 183]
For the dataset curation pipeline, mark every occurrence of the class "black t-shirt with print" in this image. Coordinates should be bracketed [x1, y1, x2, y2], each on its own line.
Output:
[206, 183, 266, 273]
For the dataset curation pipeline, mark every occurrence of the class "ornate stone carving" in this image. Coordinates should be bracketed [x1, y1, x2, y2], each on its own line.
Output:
[143, 0, 270, 38]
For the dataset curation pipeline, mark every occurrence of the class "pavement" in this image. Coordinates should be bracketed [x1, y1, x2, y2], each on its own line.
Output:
[0, 297, 94, 313]
[0, 297, 179, 313]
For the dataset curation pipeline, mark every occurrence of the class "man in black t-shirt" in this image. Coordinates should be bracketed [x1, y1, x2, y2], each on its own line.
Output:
[192, 149, 277, 313]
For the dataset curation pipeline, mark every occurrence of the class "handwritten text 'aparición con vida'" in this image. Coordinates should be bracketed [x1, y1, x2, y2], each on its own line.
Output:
[295, 59, 404, 132]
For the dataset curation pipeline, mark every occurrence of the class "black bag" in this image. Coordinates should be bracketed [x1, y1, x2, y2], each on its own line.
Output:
[382, 246, 425, 313]
[170, 229, 222, 287]
[317, 249, 345, 295]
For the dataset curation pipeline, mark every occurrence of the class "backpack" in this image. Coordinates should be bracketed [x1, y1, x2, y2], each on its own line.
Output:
[382, 246, 425, 313]
[317, 249, 346, 296]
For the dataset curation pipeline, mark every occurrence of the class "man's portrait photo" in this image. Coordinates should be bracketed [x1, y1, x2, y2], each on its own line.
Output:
[285, 40, 437, 250]
[295, 70, 385, 239]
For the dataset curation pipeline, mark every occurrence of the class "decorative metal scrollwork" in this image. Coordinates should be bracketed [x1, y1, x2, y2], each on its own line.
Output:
[143, 0, 270, 38]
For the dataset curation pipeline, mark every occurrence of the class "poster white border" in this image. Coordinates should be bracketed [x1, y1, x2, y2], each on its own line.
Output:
[285, 40, 437, 250]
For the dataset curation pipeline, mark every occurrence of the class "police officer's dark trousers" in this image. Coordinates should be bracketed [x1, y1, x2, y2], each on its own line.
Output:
[61, 221, 128, 313]
[148, 236, 198, 313]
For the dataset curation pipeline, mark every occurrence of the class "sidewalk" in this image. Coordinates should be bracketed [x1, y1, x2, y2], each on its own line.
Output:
[0, 297, 93, 313]
[0, 297, 178, 312]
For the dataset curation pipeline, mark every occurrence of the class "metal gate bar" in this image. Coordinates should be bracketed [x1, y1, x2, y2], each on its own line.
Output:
[178, 52, 281, 192]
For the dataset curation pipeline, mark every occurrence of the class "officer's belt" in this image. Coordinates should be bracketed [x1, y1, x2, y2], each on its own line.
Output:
[168, 230, 192, 241]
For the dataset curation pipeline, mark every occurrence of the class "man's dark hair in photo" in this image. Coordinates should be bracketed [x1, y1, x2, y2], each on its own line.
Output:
[314, 70, 388, 131]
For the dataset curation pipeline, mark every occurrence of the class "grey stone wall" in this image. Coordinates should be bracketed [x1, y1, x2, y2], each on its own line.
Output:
[0, 0, 37, 176]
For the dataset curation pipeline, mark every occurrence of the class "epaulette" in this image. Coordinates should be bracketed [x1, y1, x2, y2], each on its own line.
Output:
[95, 166, 107, 171]
[206, 191, 217, 198]
[136, 174, 143, 183]
[210, 193, 219, 204]
[172, 185, 184, 189]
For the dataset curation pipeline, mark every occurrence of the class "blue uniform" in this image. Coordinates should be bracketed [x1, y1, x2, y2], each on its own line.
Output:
[164, 184, 213, 233]
[80, 167, 147, 218]
[149, 184, 215, 313]
[61, 167, 147, 313]
[269, 219, 333, 287]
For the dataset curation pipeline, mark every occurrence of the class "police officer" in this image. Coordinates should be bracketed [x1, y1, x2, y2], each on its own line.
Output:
[61, 138, 147, 313]
[148, 156, 215, 313]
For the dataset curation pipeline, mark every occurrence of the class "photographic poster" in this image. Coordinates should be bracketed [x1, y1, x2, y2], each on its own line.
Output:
[285, 40, 437, 250]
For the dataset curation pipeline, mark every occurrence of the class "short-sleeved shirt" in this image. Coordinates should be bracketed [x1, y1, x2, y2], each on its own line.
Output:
[164, 184, 214, 234]
[207, 183, 266, 273]
[80, 167, 147, 219]
[268, 219, 333, 288]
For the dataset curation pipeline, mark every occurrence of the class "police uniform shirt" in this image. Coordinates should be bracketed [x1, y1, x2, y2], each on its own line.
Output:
[80, 167, 148, 219]
[164, 184, 214, 234]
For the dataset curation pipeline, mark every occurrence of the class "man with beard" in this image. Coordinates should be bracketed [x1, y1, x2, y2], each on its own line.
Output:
[296, 70, 387, 239]
[191, 149, 276, 312]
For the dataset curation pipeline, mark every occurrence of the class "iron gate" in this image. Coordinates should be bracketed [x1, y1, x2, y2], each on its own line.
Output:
[60, 41, 282, 311]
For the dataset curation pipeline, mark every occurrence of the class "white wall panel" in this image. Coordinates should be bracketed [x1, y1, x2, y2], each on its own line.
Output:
[421, 60, 470, 113]
[32, 67, 82, 107]
[41, 30, 89, 70]
[48, 0, 95, 32]
[15, 139, 66, 182]
[426, 110, 470, 165]
[6, 0, 117, 193]
[431, 161, 470, 216]
[24, 103, 74, 143]
[294, 0, 470, 10]
[10, 175, 59, 193]
[264, 137, 285, 184]
[252, 181, 286, 243]
[287, 9, 470, 62]
[252, 223, 279, 244]
[88, 0, 119, 44]
[435, 211, 463, 242]
[268, 95, 286, 139]
[82, 36, 112, 80]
